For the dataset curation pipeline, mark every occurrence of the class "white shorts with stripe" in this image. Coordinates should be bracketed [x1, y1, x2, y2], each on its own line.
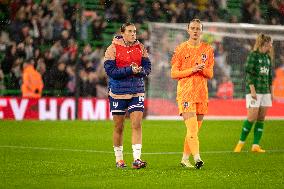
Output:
[246, 93, 272, 108]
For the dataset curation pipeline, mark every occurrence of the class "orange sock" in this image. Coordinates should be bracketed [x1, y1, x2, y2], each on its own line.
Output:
[198, 121, 203, 129]
[185, 116, 199, 156]
[183, 137, 191, 155]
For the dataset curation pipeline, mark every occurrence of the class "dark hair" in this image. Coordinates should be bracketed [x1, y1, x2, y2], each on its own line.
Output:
[26, 58, 35, 64]
[188, 18, 203, 31]
[120, 22, 135, 33]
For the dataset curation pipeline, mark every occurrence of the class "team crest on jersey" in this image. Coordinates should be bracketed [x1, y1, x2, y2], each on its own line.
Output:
[201, 54, 207, 62]
[183, 102, 190, 108]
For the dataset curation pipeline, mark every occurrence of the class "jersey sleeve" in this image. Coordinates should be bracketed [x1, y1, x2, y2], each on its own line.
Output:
[103, 44, 133, 79]
[139, 43, 149, 58]
[104, 44, 116, 61]
[245, 52, 256, 85]
[202, 46, 214, 79]
[138, 43, 151, 77]
[170, 46, 193, 79]
[268, 56, 272, 87]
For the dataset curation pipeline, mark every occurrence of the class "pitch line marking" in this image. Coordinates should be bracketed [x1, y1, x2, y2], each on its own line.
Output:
[0, 145, 284, 154]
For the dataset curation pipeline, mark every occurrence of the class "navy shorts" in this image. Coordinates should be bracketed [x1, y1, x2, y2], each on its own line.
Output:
[109, 96, 145, 115]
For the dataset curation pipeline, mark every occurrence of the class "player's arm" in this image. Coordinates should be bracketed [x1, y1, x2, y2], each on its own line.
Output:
[269, 57, 273, 100]
[137, 43, 151, 77]
[249, 84, 257, 99]
[202, 47, 214, 79]
[245, 52, 257, 99]
[245, 52, 257, 85]
[104, 44, 134, 79]
[171, 47, 198, 79]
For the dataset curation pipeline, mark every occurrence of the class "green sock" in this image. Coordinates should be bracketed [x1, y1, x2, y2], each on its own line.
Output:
[240, 120, 254, 141]
[253, 121, 264, 145]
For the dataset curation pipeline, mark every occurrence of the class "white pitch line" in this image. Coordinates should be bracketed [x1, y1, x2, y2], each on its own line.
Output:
[0, 145, 284, 154]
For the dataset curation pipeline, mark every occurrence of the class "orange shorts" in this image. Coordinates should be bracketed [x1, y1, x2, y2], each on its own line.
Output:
[178, 101, 208, 115]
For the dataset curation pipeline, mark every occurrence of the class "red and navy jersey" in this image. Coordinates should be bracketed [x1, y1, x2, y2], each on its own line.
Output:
[115, 43, 142, 68]
[104, 36, 151, 95]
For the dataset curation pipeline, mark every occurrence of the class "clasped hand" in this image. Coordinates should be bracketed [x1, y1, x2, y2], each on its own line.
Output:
[131, 63, 142, 74]
[192, 63, 205, 73]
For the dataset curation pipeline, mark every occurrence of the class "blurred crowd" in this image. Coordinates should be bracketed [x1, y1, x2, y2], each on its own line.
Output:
[105, 0, 284, 25]
[0, 0, 108, 97]
[0, 0, 283, 98]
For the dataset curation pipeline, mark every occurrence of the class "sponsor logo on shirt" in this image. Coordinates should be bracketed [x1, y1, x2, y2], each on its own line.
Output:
[183, 102, 189, 108]
[260, 67, 269, 75]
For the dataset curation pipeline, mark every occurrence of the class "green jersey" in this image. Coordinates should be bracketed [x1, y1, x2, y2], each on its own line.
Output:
[245, 51, 272, 94]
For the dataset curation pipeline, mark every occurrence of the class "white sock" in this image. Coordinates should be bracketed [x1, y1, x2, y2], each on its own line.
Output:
[132, 144, 142, 160]
[114, 146, 123, 162]
[194, 154, 201, 163]
[238, 141, 245, 144]
[182, 154, 190, 161]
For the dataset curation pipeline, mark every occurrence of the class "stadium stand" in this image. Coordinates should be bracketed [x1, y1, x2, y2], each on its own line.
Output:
[0, 0, 283, 98]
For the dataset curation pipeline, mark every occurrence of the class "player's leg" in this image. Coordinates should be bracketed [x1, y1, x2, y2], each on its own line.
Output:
[196, 102, 208, 129]
[113, 115, 127, 167]
[109, 96, 127, 168]
[181, 137, 194, 168]
[128, 96, 147, 169]
[182, 101, 204, 169]
[234, 94, 260, 152]
[183, 111, 203, 169]
[178, 102, 194, 168]
[190, 103, 207, 169]
[252, 94, 272, 152]
[197, 114, 204, 129]
[181, 113, 203, 167]
[180, 103, 206, 168]
[234, 107, 259, 152]
[251, 107, 267, 152]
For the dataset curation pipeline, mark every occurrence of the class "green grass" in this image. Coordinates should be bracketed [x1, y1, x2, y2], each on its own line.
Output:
[0, 120, 283, 189]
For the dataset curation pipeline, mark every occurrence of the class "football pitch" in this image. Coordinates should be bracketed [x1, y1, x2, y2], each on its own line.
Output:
[0, 120, 283, 189]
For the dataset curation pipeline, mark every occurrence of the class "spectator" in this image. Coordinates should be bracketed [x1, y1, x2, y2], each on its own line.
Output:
[91, 17, 106, 42]
[36, 57, 48, 90]
[132, 0, 148, 23]
[24, 36, 34, 59]
[95, 60, 108, 98]
[0, 69, 5, 93]
[21, 58, 43, 98]
[48, 61, 68, 94]
[148, 1, 165, 22]
[185, 2, 199, 21]
[80, 11, 96, 42]
[50, 40, 63, 59]
[1, 44, 17, 74]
